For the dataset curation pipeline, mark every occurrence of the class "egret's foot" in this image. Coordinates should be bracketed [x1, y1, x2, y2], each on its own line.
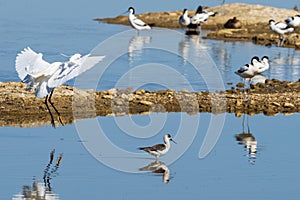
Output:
[58, 115, 64, 126]
[51, 120, 56, 128]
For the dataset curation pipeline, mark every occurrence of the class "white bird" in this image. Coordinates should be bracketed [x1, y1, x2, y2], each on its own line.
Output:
[128, 7, 151, 32]
[179, 9, 192, 26]
[285, 15, 300, 27]
[179, 8, 200, 35]
[191, 5, 217, 25]
[251, 56, 270, 74]
[138, 134, 176, 161]
[269, 19, 294, 46]
[15, 47, 105, 127]
[235, 63, 256, 79]
[235, 63, 256, 100]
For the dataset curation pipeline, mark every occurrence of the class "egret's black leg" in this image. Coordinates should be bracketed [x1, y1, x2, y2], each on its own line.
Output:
[48, 89, 64, 126]
[45, 95, 56, 128]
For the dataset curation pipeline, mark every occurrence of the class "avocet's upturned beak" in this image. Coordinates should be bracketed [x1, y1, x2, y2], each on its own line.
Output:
[170, 138, 177, 144]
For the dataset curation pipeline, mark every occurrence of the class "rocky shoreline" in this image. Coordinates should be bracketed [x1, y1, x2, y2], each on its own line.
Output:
[1, 81, 300, 127]
[95, 3, 300, 48]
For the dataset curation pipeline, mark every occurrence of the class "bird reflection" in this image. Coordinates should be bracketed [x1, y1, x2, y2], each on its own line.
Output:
[271, 51, 300, 80]
[235, 114, 257, 164]
[249, 74, 267, 85]
[128, 35, 151, 64]
[178, 34, 208, 67]
[139, 161, 171, 183]
[12, 149, 63, 200]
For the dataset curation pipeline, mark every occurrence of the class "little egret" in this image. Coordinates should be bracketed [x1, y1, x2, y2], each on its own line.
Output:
[15, 47, 105, 127]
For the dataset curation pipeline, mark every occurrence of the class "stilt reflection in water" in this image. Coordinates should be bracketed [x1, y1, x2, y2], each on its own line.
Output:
[235, 114, 257, 164]
[139, 161, 171, 183]
[12, 149, 63, 200]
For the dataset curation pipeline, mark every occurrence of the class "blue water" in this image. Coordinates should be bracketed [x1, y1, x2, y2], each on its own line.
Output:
[2, 113, 300, 199]
[1, 1, 300, 199]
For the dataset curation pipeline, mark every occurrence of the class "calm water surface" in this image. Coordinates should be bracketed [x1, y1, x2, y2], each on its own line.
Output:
[1, 113, 300, 199]
[1, 2, 300, 199]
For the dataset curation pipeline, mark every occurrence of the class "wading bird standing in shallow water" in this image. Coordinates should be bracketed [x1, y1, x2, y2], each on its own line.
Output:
[138, 134, 177, 161]
[15, 47, 105, 128]
[269, 19, 294, 46]
[235, 56, 270, 100]
[127, 7, 151, 33]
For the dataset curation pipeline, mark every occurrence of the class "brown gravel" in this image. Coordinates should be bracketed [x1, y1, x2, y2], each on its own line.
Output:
[1, 80, 300, 127]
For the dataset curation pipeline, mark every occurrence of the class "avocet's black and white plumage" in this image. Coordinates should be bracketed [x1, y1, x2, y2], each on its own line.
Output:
[285, 15, 300, 27]
[15, 47, 105, 127]
[138, 134, 176, 161]
[191, 5, 217, 25]
[269, 19, 294, 46]
[179, 9, 192, 26]
[235, 64, 256, 79]
[251, 56, 270, 74]
[235, 56, 270, 100]
[128, 7, 151, 31]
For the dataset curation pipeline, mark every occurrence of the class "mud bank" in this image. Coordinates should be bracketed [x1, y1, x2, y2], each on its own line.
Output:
[95, 3, 300, 48]
[1, 80, 300, 127]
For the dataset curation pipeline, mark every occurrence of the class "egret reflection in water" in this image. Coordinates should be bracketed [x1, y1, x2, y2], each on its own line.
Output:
[235, 114, 257, 164]
[12, 149, 63, 200]
[139, 161, 171, 183]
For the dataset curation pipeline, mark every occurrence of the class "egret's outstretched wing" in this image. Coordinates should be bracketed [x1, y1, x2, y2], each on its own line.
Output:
[15, 47, 50, 80]
[48, 54, 105, 88]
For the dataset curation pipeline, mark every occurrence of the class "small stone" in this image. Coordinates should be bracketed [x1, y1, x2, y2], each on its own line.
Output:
[236, 82, 245, 88]
[235, 112, 242, 118]
[114, 99, 124, 106]
[102, 95, 112, 99]
[121, 94, 128, 99]
[139, 100, 153, 106]
[283, 102, 295, 108]
[108, 88, 117, 95]
[236, 99, 243, 106]
[135, 90, 145, 95]
[272, 102, 280, 107]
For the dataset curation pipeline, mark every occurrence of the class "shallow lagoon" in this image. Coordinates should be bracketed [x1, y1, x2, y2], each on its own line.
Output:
[1, 1, 300, 199]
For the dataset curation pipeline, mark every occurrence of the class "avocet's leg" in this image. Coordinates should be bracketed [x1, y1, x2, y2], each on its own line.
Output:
[280, 36, 286, 47]
[48, 89, 64, 126]
[247, 79, 252, 101]
[45, 95, 56, 128]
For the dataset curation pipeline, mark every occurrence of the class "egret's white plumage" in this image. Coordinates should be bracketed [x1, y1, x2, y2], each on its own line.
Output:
[128, 7, 151, 31]
[15, 47, 105, 127]
[16, 47, 105, 98]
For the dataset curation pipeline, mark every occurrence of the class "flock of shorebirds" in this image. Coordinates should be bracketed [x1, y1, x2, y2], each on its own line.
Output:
[127, 5, 300, 48]
[13, 5, 300, 162]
